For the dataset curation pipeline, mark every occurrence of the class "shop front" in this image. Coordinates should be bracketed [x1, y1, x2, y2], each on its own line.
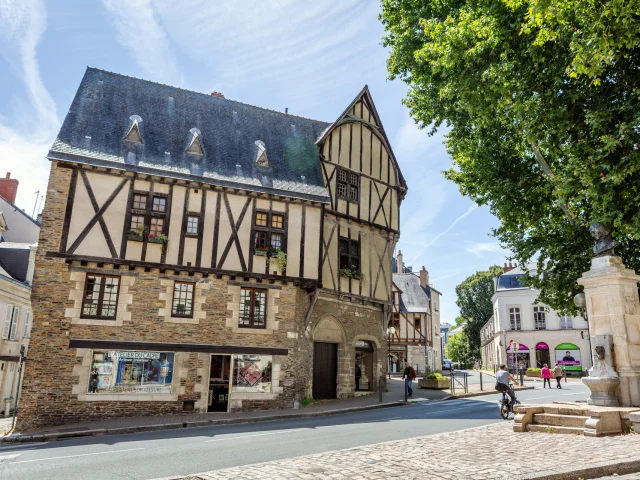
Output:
[507, 343, 530, 372]
[555, 342, 582, 372]
[535, 342, 550, 368]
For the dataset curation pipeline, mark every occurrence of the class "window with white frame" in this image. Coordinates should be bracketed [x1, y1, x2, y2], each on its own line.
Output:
[559, 315, 573, 329]
[533, 306, 547, 330]
[2, 305, 19, 340]
[509, 307, 521, 331]
[23, 312, 31, 338]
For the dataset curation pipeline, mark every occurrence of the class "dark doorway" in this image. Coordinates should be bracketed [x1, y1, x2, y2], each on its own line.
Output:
[355, 340, 374, 391]
[313, 342, 338, 399]
[208, 355, 230, 412]
[536, 348, 550, 368]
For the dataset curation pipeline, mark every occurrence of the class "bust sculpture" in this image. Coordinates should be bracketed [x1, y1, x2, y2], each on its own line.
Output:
[589, 222, 617, 257]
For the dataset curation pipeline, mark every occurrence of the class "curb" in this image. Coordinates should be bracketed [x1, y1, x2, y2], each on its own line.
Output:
[520, 457, 640, 480]
[447, 385, 535, 400]
[1, 401, 407, 444]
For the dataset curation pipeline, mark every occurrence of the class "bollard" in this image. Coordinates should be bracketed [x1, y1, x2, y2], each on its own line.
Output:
[404, 378, 408, 402]
[520, 372, 524, 386]
[564, 367, 567, 383]
[480, 372, 483, 391]
[379, 377, 383, 403]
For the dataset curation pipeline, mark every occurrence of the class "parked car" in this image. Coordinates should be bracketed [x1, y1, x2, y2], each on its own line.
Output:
[442, 359, 452, 370]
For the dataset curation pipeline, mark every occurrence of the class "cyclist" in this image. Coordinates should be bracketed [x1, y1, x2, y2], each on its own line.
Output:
[495, 364, 519, 407]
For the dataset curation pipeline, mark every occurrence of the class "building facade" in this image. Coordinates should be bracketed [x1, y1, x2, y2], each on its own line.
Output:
[481, 265, 592, 373]
[18, 68, 406, 429]
[390, 259, 441, 374]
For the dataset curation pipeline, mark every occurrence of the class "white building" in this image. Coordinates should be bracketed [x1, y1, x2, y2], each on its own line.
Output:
[481, 264, 592, 374]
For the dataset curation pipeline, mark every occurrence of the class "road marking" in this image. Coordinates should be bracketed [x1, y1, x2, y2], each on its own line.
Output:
[205, 429, 305, 443]
[0, 454, 21, 462]
[363, 416, 404, 423]
[11, 447, 144, 464]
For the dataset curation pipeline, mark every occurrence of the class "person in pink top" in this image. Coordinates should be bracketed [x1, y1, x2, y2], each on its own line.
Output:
[541, 364, 552, 388]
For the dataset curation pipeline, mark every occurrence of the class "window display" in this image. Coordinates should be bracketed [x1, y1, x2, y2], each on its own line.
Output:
[88, 351, 174, 394]
[232, 355, 272, 393]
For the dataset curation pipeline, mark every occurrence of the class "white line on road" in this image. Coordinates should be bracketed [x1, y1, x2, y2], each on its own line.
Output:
[205, 429, 305, 443]
[11, 447, 144, 465]
[0, 454, 21, 462]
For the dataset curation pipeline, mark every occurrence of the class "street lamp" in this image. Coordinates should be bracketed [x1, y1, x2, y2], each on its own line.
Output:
[574, 292, 593, 368]
[386, 326, 396, 379]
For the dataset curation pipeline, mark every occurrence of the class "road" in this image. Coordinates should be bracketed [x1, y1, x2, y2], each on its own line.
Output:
[0, 382, 589, 480]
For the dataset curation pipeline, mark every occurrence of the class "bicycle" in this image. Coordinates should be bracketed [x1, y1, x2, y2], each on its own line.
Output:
[498, 383, 520, 420]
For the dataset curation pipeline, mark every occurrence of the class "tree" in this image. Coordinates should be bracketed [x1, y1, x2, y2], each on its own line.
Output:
[380, 0, 640, 313]
[446, 331, 470, 363]
[455, 266, 503, 352]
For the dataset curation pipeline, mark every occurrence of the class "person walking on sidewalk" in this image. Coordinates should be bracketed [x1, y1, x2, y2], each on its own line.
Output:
[553, 364, 563, 389]
[403, 364, 416, 397]
[541, 364, 552, 388]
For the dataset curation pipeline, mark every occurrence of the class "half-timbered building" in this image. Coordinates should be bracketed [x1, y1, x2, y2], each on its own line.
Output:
[18, 68, 406, 429]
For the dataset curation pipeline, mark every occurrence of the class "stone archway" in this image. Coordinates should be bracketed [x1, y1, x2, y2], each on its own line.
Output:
[311, 316, 348, 399]
[353, 336, 381, 393]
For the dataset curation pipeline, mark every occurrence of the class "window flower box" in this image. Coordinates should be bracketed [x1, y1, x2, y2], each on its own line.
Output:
[127, 233, 144, 242]
[254, 249, 268, 256]
[148, 233, 168, 244]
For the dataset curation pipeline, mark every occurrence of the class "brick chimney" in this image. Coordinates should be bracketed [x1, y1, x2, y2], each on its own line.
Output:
[0, 172, 19, 203]
[210, 92, 225, 98]
[503, 262, 517, 273]
[420, 266, 429, 288]
[396, 250, 403, 273]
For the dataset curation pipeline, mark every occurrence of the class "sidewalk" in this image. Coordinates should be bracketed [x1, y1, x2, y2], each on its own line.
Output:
[157, 422, 640, 480]
[3, 376, 530, 443]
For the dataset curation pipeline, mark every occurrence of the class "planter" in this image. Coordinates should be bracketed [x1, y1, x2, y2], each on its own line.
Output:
[127, 234, 143, 242]
[418, 378, 450, 389]
[254, 250, 268, 256]
[526, 370, 541, 378]
[147, 237, 165, 244]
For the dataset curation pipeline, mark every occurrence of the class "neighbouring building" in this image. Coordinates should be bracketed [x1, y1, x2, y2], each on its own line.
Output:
[440, 322, 451, 362]
[0, 178, 39, 416]
[18, 68, 407, 429]
[389, 250, 442, 374]
[0, 173, 41, 244]
[480, 264, 592, 373]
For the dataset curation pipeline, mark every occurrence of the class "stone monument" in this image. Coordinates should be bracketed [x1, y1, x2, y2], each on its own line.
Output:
[582, 345, 620, 406]
[578, 224, 640, 407]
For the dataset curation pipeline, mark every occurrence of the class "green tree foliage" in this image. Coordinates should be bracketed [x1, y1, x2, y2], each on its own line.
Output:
[456, 266, 504, 351]
[380, 0, 640, 313]
[446, 331, 470, 362]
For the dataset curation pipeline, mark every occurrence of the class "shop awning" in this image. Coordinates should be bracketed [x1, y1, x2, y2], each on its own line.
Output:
[536, 342, 549, 350]
[69, 339, 289, 356]
[506, 343, 530, 352]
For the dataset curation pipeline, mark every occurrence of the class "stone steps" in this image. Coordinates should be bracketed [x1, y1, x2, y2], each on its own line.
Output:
[532, 413, 589, 428]
[540, 405, 590, 416]
[527, 424, 584, 435]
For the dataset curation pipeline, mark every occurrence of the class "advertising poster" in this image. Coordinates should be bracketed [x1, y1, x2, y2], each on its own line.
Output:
[555, 343, 582, 371]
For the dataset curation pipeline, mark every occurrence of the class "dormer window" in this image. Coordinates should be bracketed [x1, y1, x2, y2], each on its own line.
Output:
[124, 115, 143, 143]
[186, 128, 204, 155]
[254, 140, 269, 167]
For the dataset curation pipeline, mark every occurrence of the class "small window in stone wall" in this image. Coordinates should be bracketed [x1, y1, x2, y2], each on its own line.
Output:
[81, 275, 120, 319]
[88, 350, 174, 394]
[232, 355, 272, 393]
[172, 282, 194, 317]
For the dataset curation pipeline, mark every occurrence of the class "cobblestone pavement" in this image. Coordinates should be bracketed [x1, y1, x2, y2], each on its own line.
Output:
[161, 423, 640, 480]
[596, 475, 640, 479]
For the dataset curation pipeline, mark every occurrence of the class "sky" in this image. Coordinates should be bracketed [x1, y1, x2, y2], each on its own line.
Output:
[0, 0, 511, 322]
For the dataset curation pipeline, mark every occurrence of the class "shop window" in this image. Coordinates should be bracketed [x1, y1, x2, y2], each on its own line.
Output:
[232, 354, 272, 393]
[172, 282, 194, 317]
[534, 306, 547, 330]
[81, 275, 120, 319]
[186, 215, 199, 235]
[337, 168, 359, 203]
[509, 307, 521, 331]
[239, 288, 267, 328]
[88, 351, 174, 394]
[559, 315, 573, 329]
[339, 237, 360, 271]
[253, 210, 286, 253]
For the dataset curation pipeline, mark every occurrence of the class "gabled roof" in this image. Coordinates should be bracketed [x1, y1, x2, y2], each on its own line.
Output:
[48, 68, 332, 203]
[392, 273, 430, 313]
[317, 85, 407, 192]
[0, 195, 41, 227]
[0, 242, 32, 283]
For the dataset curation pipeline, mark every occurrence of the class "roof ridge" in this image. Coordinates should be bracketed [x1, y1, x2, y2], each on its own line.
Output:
[86, 67, 332, 125]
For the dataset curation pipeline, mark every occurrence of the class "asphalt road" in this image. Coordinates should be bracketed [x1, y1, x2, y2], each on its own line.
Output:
[0, 382, 590, 480]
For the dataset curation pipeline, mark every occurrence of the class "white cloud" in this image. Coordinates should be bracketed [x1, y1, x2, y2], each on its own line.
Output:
[409, 204, 478, 263]
[465, 242, 504, 258]
[102, 0, 183, 86]
[0, 0, 58, 211]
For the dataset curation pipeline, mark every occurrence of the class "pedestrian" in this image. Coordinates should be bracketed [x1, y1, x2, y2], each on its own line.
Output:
[553, 364, 563, 389]
[355, 363, 362, 391]
[541, 363, 551, 388]
[403, 364, 416, 397]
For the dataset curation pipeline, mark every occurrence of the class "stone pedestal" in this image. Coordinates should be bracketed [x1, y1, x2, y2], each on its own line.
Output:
[578, 255, 640, 406]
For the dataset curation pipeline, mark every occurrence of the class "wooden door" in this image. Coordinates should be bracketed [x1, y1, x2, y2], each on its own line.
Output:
[313, 342, 338, 399]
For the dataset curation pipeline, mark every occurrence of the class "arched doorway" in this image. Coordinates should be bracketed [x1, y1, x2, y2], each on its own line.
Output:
[355, 340, 374, 391]
[312, 316, 346, 399]
[536, 342, 550, 368]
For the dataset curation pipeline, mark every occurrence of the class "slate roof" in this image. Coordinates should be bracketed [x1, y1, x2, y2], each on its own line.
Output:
[0, 196, 41, 227]
[0, 243, 31, 283]
[392, 273, 430, 313]
[48, 68, 332, 203]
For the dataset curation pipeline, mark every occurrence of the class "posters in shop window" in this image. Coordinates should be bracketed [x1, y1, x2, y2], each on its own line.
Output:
[555, 343, 582, 371]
